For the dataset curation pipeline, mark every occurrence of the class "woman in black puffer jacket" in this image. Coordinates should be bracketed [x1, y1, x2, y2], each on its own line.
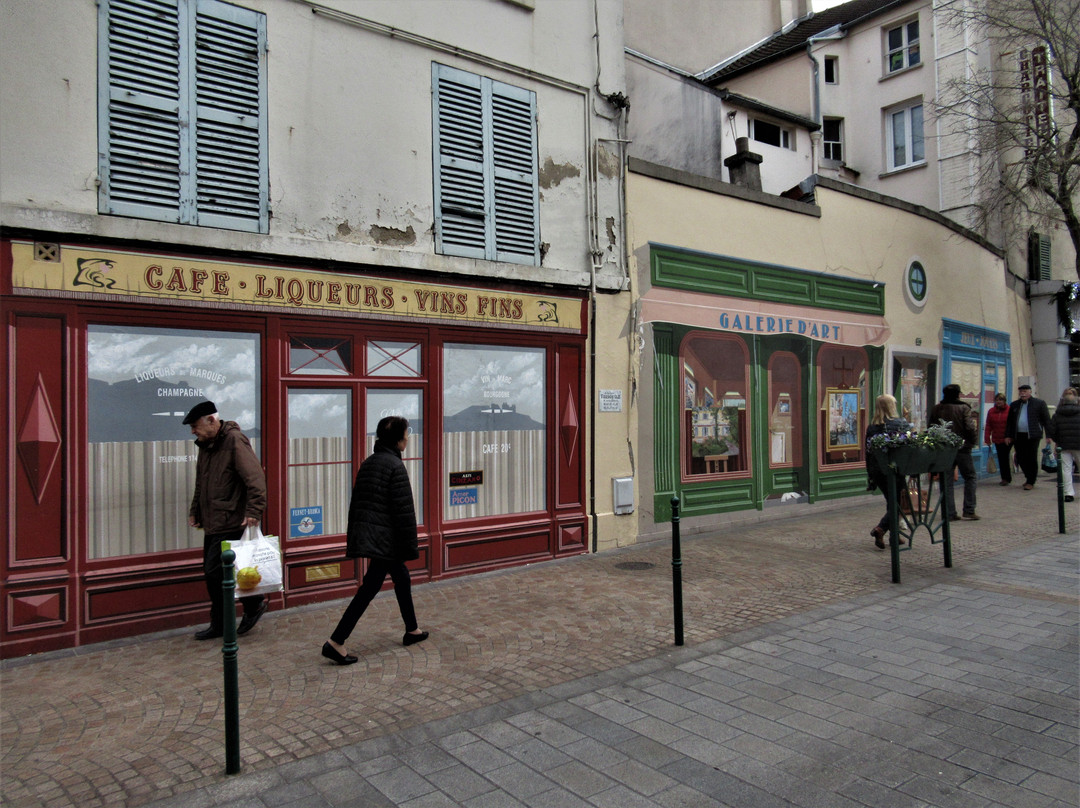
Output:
[1049, 388, 1080, 503]
[322, 416, 428, 665]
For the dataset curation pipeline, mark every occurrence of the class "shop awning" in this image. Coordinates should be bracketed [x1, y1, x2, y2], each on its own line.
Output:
[638, 287, 891, 347]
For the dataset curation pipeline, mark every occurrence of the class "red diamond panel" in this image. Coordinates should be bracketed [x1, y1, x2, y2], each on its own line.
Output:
[17, 376, 62, 503]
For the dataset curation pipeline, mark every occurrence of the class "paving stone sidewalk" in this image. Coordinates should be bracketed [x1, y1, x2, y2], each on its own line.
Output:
[141, 535, 1079, 808]
[2, 476, 1076, 807]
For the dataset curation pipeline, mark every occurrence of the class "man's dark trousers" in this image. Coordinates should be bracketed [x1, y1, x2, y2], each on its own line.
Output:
[1013, 435, 1041, 486]
[203, 528, 264, 629]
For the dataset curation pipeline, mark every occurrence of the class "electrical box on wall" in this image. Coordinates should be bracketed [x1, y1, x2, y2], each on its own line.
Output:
[613, 477, 634, 514]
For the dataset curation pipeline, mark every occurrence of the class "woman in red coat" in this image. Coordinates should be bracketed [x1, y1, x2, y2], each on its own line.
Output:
[984, 393, 1011, 485]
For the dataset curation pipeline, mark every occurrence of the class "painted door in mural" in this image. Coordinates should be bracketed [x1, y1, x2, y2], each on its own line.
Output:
[951, 359, 991, 476]
[286, 385, 425, 558]
[761, 343, 810, 500]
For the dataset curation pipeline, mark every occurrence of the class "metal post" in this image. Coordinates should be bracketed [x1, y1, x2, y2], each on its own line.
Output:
[1057, 447, 1066, 535]
[886, 468, 901, 584]
[939, 472, 952, 568]
[221, 542, 241, 775]
[671, 496, 684, 646]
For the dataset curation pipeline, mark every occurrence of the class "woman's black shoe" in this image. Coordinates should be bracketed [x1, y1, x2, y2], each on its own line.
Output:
[403, 631, 429, 646]
[321, 641, 358, 665]
[194, 625, 223, 641]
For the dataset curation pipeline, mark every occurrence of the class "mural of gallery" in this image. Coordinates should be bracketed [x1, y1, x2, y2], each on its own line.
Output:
[640, 244, 891, 523]
[2, 240, 588, 657]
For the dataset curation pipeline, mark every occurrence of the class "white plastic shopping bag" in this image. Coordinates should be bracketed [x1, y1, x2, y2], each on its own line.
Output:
[228, 527, 284, 599]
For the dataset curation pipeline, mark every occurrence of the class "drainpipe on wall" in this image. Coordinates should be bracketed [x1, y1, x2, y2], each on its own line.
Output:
[806, 26, 844, 176]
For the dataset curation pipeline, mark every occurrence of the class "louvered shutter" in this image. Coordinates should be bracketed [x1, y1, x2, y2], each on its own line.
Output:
[433, 64, 489, 259]
[99, 0, 267, 233]
[1028, 232, 1052, 280]
[193, 0, 267, 231]
[433, 64, 538, 264]
[491, 81, 539, 264]
[99, 0, 187, 223]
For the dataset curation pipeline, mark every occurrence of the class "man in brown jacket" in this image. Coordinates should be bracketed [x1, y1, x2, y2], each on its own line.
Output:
[928, 384, 979, 521]
[184, 401, 268, 640]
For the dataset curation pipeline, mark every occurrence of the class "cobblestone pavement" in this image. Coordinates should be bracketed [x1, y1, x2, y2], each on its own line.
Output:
[2, 475, 1076, 808]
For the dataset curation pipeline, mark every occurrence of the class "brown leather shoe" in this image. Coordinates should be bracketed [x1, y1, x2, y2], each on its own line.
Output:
[871, 526, 886, 550]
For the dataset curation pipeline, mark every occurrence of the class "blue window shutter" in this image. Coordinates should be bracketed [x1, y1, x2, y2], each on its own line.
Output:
[433, 64, 488, 259]
[193, 0, 268, 232]
[98, 0, 186, 223]
[98, 0, 267, 233]
[433, 63, 538, 264]
[490, 80, 538, 264]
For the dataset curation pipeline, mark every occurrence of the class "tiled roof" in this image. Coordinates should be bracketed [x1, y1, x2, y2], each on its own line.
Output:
[700, 0, 909, 84]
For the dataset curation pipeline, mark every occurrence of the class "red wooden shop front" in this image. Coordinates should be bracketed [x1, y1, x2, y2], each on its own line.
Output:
[1, 240, 588, 658]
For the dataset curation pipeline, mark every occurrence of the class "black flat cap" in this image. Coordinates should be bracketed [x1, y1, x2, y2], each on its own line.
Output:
[182, 401, 218, 424]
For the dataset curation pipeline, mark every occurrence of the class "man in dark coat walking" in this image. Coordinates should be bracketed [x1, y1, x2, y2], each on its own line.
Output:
[184, 401, 268, 640]
[1005, 384, 1052, 490]
[321, 416, 428, 665]
[1048, 388, 1080, 502]
[928, 384, 979, 520]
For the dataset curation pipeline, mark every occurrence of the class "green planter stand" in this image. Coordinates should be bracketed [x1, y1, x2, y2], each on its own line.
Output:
[874, 446, 958, 584]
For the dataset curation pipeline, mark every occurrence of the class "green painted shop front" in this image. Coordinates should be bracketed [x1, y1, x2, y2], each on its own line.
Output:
[641, 245, 890, 523]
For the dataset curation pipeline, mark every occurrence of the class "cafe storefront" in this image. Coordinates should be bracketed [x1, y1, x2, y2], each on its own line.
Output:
[2, 239, 587, 657]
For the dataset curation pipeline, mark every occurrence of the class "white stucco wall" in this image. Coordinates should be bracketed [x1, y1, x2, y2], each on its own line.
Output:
[0, 0, 626, 291]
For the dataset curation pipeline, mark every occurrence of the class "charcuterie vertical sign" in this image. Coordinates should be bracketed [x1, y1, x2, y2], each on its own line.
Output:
[9, 242, 583, 332]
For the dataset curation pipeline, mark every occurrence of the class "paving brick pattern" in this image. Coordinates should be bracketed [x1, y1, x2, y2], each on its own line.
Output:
[1, 476, 1076, 807]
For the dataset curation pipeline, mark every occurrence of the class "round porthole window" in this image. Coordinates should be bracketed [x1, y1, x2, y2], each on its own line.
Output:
[905, 259, 928, 308]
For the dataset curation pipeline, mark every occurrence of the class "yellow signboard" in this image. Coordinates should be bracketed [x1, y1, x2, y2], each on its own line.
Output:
[9, 242, 582, 332]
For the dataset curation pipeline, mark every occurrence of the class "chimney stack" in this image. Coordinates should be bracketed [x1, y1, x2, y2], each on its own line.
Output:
[724, 137, 763, 191]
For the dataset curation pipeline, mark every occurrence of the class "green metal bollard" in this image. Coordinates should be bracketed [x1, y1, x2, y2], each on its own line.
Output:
[671, 496, 684, 646]
[1056, 447, 1066, 535]
[886, 467, 901, 584]
[221, 542, 241, 775]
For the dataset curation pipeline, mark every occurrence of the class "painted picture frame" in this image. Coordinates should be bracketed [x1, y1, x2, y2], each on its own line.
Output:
[826, 388, 860, 451]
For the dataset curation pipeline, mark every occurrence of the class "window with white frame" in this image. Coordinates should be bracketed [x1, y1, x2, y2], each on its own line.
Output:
[823, 118, 843, 162]
[750, 118, 794, 150]
[885, 19, 920, 73]
[886, 102, 924, 170]
[432, 63, 540, 265]
[97, 0, 269, 233]
[824, 56, 839, 84]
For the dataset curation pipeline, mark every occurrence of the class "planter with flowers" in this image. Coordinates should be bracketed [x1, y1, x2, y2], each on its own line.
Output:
[868, 420, 963, 584]
[868, 420, 964, 476]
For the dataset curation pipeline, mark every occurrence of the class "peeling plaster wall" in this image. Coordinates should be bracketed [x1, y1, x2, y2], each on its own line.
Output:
[1, 0, 626, 293]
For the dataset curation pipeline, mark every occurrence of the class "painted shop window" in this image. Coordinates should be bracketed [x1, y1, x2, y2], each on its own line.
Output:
[768, 353, 802, 468]
[367, 341, 422, 377]
[290, 336, 351, 375]
[893, 356, 936, 430]
[287, 390, 351, 539]
[949, 361, 983, 423]
[87, 325, 260, 558]
[818, 344, 868, 466]
[97, 0, 269, 232]
[442, 343, 547, 517]
[681, 334, 750, 477]
[366, 390, 425, 517]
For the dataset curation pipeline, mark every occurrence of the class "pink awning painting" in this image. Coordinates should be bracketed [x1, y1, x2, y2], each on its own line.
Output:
[638, 287, 891, 347]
